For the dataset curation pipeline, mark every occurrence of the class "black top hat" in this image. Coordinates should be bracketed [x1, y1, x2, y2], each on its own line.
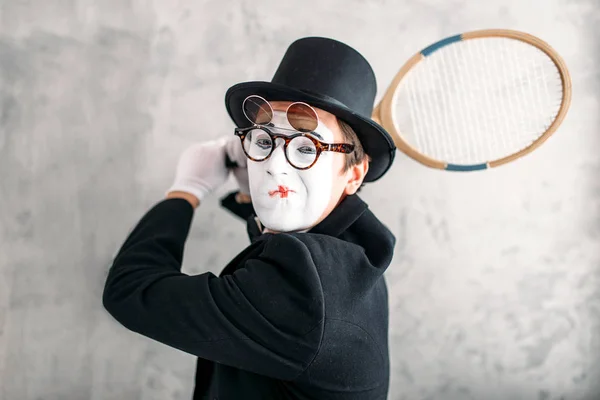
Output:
[224, 37, 396, 182]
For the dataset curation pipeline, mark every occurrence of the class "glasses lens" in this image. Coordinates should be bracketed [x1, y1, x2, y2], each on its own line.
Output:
[287, 103, 318, 132]
[242, 96, 273, 125]
[287, 136, 317, 168]
[243, 129, 272, 160]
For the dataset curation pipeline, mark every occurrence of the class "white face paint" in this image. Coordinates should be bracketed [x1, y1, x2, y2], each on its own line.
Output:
[248, 111, 335, 233]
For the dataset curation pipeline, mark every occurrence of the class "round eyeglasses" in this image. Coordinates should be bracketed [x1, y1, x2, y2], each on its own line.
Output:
[235, 95, 355, 170]
[242, 94, 320, 133]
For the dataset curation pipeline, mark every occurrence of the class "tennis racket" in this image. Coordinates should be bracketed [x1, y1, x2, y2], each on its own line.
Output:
[372, 29, 572, 171]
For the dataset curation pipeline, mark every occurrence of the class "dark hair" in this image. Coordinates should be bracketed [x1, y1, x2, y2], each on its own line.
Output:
[337, 119, 369, 192]
[337, 119, 369, 170]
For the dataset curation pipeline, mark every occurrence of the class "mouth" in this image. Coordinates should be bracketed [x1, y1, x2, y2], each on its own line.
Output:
[268, 185, 295, 199]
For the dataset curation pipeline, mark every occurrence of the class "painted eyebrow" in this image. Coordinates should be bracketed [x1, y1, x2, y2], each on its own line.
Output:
[266, 123, 325, 141]
[309, 132, 324, 141]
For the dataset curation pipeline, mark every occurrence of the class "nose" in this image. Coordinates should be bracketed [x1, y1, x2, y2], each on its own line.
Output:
[265, 138, 290, 176]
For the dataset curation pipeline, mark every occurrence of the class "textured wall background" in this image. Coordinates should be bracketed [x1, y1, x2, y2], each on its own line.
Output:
[0, 1, 598, 399]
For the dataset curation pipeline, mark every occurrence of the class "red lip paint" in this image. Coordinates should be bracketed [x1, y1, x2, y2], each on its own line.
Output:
[269, 185, 294, 198]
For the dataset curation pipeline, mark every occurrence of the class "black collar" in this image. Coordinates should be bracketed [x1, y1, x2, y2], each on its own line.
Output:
[246, 194, 368, 242]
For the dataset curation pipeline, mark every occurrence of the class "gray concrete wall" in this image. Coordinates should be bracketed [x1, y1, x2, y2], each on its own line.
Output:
[0, 1, 598, 399]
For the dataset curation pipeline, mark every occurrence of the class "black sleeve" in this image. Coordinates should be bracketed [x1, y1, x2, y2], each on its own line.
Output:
[219, 191, 255, 222]
[102, 198, 324, 380]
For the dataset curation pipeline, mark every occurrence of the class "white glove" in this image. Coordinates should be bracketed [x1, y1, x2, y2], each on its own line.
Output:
[225, 135, 250, 196]
[166, 138, 230, 202]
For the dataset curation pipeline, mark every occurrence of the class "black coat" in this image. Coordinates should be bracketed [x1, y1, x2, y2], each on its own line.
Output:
[103, 193, 396, 399]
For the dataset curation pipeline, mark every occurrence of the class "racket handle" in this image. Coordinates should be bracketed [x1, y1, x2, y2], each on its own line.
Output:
[225, 154, 238, 168]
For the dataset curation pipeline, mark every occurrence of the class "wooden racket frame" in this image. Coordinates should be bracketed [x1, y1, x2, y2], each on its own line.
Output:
[371, 29, 572, 171]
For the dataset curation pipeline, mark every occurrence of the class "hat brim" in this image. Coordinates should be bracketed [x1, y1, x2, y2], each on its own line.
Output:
[225, 82, 396, 182]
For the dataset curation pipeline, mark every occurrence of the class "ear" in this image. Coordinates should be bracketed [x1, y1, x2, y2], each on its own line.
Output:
[344, 158, 369, 196]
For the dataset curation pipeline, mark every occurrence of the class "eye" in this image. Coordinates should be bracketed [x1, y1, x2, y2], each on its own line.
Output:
[255, 138, 272, 149]
[298, 146, 316, 154]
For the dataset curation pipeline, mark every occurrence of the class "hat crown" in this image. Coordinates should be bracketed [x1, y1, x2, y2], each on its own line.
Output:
[271, 37, 377, 118]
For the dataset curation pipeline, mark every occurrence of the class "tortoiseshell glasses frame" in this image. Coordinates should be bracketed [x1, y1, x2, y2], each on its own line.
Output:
[234, 125, 355, 170]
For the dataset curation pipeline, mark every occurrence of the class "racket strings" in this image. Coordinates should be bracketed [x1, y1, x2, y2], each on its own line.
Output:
[393, 37, 564, 165]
